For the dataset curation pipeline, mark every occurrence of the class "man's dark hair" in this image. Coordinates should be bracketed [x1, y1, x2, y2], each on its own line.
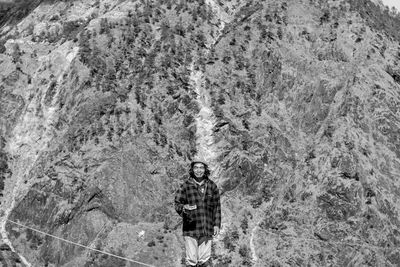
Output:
[189, 162, 210, 179]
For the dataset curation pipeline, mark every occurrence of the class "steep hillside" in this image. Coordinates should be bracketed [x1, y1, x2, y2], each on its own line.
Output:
[0, 0, 400, 266]
[0, 0, 209, 266]
[208, 0, 400, 266]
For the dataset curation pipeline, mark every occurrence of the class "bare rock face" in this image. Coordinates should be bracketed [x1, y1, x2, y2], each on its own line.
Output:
[0, 0, 400, 266]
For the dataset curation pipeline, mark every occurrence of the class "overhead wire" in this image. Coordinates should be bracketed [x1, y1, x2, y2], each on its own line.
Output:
[6, 219, 156, 267]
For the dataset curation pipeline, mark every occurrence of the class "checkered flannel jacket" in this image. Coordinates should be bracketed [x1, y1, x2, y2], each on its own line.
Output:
[175, 178, 221, 237]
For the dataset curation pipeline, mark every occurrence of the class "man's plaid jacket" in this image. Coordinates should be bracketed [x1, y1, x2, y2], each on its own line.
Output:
[175, 177, 221, 237]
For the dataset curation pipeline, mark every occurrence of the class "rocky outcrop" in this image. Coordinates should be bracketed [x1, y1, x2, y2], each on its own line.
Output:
[0, 0, 400, 266]
[0, 243, 24, 267]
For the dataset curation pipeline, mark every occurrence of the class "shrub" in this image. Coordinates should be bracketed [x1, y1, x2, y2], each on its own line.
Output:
[240, 216, 249, 234]
[386, 65, 400, 84]
[0, 39, 6, 54]
[238, 244, 253, 266]
[222, 228, 239, 252]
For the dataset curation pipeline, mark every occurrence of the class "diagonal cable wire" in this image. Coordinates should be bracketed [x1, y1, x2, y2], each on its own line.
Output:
[6, 219, 156, 267]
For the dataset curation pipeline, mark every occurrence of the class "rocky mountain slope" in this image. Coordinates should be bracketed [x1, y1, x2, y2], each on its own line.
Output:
[1, 0, 400, 266]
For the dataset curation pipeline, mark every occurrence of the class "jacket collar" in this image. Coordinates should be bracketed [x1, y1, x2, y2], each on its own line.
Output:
[188, 177, 208, 185]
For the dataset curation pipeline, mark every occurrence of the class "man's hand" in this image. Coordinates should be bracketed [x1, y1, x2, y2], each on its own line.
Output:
[183, 204, 197, 210]
[213, 226, 220, 236]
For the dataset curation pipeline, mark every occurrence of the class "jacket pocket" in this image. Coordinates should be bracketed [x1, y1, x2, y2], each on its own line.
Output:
[183, 210, 196, 231]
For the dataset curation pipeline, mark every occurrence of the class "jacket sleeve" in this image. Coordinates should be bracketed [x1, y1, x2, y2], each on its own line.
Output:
[174, 183, 186, 217]
[213, 185, 221, 228]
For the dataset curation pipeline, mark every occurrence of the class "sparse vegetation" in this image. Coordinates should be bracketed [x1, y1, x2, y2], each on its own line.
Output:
[238, 244, 252, 266]
[1, 0, 400, 266]
[347, 0, 400, 42]
[0, 0, 43, 28]
[222, 227, 239, 252]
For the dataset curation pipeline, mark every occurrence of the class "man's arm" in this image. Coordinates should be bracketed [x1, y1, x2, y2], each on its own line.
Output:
[174, 183, 186, 216]
[213, 185, 221, 230]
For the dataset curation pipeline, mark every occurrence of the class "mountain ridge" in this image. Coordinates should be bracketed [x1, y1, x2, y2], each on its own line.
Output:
[1, 0, 400, 266]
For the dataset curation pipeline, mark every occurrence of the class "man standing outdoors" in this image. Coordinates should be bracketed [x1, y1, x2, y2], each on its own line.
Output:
[175, 158, 221, 267]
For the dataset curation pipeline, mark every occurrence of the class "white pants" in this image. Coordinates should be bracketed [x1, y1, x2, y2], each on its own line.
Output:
[184, 236, 211, 266]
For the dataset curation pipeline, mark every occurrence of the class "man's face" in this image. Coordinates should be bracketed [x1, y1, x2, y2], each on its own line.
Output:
[193, 163, 205, 178]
